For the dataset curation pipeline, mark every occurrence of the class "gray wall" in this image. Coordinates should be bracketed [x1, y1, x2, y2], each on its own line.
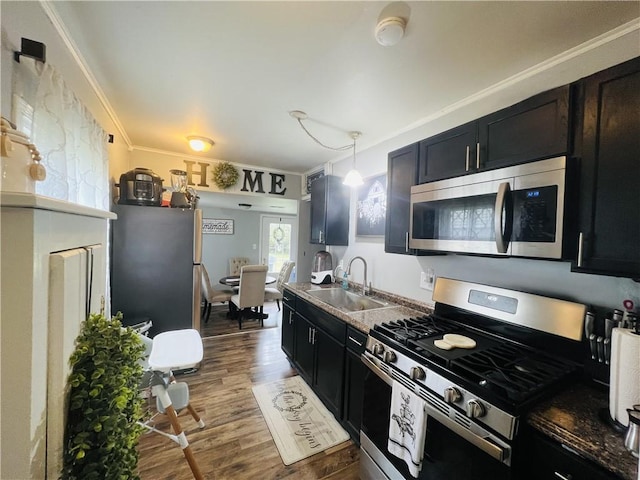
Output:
[200, 206, 261, 282]
[295, 200, 326, 284]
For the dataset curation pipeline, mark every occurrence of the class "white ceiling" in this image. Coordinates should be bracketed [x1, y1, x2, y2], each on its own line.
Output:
[48, 1, 639, 178]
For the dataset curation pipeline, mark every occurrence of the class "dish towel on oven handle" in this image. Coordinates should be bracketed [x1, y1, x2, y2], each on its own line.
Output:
[387, 380, 427, 478]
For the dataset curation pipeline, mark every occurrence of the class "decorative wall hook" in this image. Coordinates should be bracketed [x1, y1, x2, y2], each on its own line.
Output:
[14, 38, 46, 64]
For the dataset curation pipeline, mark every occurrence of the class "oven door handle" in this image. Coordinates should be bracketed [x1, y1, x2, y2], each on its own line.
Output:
[424, 402, 509, 464]
[361, 353, 393, 387]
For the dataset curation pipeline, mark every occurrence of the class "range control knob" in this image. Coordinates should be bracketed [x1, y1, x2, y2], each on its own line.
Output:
[466, 399, 486, 418]
[373, 343, 385, 356]
[410, 366, 426, 381]
[443, 387, 461, 404]
[382, 350, 397, 363]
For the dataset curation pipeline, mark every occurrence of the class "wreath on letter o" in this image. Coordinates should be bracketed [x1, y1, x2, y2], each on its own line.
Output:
[212, 161, 239, 190]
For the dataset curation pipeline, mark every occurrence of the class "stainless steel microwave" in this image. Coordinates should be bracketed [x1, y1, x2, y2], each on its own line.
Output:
[410, 156, 570, 258]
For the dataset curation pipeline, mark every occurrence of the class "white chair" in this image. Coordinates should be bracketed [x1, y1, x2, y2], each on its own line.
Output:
[264, 261, 295, 311]
[200, 264, 232, 323]
[229, 256, 250, 276]
[135, 326, 205, 480]
[230, 264, 268, 329]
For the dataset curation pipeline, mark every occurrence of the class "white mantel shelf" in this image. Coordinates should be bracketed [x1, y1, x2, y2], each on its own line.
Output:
[1, 192, 116, 219]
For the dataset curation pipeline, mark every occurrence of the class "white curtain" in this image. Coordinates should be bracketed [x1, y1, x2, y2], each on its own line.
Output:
[12, 59, 109, 210]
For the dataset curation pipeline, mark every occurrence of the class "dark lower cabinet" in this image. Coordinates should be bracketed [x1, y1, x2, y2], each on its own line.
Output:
[293, 314, 315, 383]
[522, 428, 620, 480]
[342, 327, 367, 444]
[290, 298, 346, 419]
[281, 293, 366, 442]
[281, 290, 296, 359]
[573, 56, 640, 279]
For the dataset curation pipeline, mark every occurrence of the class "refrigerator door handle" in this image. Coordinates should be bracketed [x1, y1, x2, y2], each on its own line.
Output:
[193, 209, 203, 264]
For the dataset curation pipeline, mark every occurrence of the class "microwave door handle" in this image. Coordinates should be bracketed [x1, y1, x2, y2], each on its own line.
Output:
[494, 182, 512, 254]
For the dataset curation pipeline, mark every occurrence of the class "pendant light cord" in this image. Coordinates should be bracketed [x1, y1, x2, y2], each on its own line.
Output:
[295, 118, 353, 152]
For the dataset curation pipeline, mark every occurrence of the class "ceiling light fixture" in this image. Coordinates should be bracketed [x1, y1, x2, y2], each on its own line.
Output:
[375, 16, 406, 47]
[187, 135, 214, 152]
[289, 110, 363, 188]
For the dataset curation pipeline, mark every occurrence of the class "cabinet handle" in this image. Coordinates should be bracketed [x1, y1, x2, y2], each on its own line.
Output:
[553, 472, 572, 480]
[348, 335, 363, 347]
[308, 327, 312, 343]
[289, 311, 293, 325]
[311, 328, 317, 345]
[465, 145, 470, 172]
[476, 142, 480, 169]
[319, 230, 323, 243]
[405, 231, 409, 252]
[577, 232, 584, 267]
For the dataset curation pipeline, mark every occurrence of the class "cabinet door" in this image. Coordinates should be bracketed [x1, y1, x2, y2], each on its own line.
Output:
[478, 85, 570, 171]
[293, 314, 314, 383]
[343, 348, 366, 443]
[385, 143, 419, 254]
[575, 57, 640, 279]
[310, 175, 349, 245]
[418, 122, 477, 183]
[310, 176, 327, 244]
[313, 327, 345, 418]
[522, 430, 618, 480]
[281, 303, 295, 359]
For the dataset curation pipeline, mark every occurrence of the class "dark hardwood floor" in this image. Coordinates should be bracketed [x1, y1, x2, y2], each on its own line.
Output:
[137, 305, 361, 479]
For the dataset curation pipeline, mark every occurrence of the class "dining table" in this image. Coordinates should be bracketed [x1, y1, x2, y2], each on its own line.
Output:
[218, 275, 277, 287]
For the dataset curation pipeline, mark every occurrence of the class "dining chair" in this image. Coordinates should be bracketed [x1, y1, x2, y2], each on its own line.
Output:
[230, 264, 268, 329]
[200, 264, 233, 323]
[229, 256, 251, 276]
[264, 261, 295, 311]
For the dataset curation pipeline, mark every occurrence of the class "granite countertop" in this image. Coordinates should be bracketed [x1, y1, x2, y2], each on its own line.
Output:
[283, 281, 433, 333]
[528, 382, 638, 480]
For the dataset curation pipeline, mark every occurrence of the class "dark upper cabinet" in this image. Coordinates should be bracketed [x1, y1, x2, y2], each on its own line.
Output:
[418, 86, 571, 183]
[573, 57, 640, 279]
[418, 122, 476, 184]
[310, 175, 350, 246]
[478, 85, 570, 171]
[385, 143, 424, 255]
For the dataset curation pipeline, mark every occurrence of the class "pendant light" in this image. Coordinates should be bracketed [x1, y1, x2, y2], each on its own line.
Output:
[343, 131, 363, 187]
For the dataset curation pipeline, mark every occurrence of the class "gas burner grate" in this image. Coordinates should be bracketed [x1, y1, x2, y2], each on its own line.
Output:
[375, 316, 457, 345]
[451, 343, 578, 403]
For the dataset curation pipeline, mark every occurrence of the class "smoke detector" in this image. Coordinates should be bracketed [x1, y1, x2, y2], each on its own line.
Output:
[375, 16, 406, 47]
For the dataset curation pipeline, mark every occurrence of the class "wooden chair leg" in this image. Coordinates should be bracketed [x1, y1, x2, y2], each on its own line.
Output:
[238, 309, 243, 329]
[186, 403, 205, 429]
[259, 306, 264, 327]
[276, 299, 281, 311]
[153, 385, 204, 480]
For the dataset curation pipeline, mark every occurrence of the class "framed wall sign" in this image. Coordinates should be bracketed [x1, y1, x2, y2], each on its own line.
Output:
[203, 218, 234, 235]
[356, 174, 387, 236]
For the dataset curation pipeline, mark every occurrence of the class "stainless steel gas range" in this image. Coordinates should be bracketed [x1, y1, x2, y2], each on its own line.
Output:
[360, 277, 587, 480]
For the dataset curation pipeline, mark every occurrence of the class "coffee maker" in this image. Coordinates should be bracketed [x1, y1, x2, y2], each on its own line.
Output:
[311, 251, 333, 285]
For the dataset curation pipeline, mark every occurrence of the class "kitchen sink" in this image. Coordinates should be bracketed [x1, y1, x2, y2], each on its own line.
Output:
[306, 288, 388, 312]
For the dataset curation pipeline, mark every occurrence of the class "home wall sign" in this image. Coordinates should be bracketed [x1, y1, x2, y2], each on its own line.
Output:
[203, 218, 234, 235]
[356, 174, 387, 236]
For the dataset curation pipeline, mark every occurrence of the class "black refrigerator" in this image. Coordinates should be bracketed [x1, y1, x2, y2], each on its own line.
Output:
[111, 204, 202, 336]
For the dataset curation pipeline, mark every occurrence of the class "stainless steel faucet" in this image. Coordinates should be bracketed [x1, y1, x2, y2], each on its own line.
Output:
[346, 256, 368, 296]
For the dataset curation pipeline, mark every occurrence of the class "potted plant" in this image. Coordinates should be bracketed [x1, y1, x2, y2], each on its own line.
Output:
[61, 313, 146, 480]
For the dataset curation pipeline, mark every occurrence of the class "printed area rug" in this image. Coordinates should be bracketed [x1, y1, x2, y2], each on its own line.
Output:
[252, 375, 350, 465]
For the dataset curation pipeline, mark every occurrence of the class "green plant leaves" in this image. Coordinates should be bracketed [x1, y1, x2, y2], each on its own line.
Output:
[61, 313, 146, 480]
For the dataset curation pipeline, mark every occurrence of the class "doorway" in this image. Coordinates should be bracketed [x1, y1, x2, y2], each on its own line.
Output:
[260, 215, 298, 278]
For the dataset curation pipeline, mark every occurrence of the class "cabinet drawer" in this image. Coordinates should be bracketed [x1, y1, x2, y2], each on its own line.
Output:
[346, 327, 367, 354]
[282, 288, 296, 309]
